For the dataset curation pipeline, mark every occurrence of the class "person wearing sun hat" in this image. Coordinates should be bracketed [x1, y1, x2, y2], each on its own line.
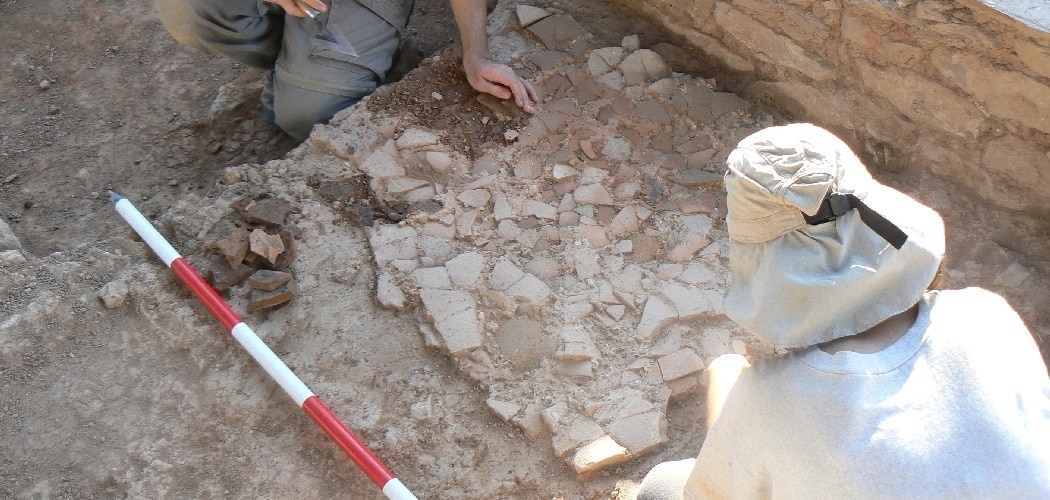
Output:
[635, 123, 1050, 499]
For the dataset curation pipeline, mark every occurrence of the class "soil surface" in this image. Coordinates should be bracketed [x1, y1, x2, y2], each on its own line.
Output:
[2, 1, 1048, 499]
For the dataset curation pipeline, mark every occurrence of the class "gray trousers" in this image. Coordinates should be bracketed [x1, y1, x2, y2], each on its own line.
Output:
[156, 0, 403, 140]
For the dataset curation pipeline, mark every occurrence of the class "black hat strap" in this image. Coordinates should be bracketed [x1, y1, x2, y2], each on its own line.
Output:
[802, 193, 908, 250]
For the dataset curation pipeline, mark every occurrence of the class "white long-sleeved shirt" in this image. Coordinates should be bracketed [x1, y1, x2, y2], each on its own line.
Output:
[686, 288, 1050, 499]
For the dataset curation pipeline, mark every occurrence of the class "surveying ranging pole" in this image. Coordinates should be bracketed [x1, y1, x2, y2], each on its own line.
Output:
[109, 191, 416, 500]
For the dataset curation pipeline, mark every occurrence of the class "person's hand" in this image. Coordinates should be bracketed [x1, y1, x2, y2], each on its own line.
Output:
[264, 0, 327, 18]
[463, 56, 538, 114]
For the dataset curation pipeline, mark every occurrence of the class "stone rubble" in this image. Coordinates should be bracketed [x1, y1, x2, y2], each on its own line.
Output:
[298, 5, 779, 474]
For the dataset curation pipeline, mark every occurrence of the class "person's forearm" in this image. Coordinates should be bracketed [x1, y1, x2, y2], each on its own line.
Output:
[449, 0, 491, 64]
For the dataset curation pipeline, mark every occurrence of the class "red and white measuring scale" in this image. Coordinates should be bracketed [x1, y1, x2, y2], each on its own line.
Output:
[110, 191, 416, 500]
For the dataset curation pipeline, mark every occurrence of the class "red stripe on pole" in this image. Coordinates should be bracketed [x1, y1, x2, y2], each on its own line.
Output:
[170, 258, 243, 331]
[302, 396, 395, 488]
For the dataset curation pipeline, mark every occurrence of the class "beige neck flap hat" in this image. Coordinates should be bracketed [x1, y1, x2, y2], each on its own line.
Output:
[723, 124, 945, 348]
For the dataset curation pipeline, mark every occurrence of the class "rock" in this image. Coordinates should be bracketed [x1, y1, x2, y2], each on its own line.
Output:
[445, 252, 485, 286]
[0, 219, 22, 251]
[656, 348, 705, 381]
[574, 184, 614, 205]
[666, 234, 710, 262]
[621, 35, 641, 53]
[993, 261, 1031, 288]
[660, 281, 723, 319]
[214, 227, 250, 269]
[527, 14, 588, 50]
[619, 49, 670, 86]
[522, 199, 558, 220]
[249, 228, 284, 264]
[247, 269, 293, 291]
[359, 141, 405, 178]
[396, 128, 440, 150]
[419, 288, 482, 355]
[636, 295, 677, 339]
[571, 436, 629, 474]
[495, 318, 556, 370]
[425, 151, 454, 173]
[487, 398, 523, 422]
[606, 411, 667, 456]
[552, 417, 604, 457]
[413, 266, 452, 289]
[506, 273, 552, 307]
[231, 196, 292, 227]
[457, 189, 492, 209]
[98, 279, 129, 309]
[246, 278, 299, 312]
[376, 274, 407, 310]
[516, 4, 552, 27]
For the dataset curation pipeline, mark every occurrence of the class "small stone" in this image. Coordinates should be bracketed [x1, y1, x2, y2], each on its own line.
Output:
[38, 79, 52, 90]
[516, 4, 553, 27]
[232, 197, 293, 227]
[636, 296, 677, 339]
[413, 267, 452, 290]
[425, 151, 454, 173]
[376, 274, 407, 310]
[657, 348, 705, 381]
[606, 411, 667, 456]
[487, 399, 523, 422]
[667, 234, 710, 262]
[396, 128, 440, 150]
[431, 92, 443, 101]
[571, 436, 629, 474]
[621, 35, 641, 52]
[732, 338, 749, 356]
[522, 199, 558, 220]
[249, 228, 285, 264]
[457, 189, 492, 209]
[445, 252, 485, 286]
[247, 269, 293, 291]
[574, 184, 614, 205]
[98, 279, 129, 309]
[246, 279, 299, 312]
[552, 417, 605, 457]
[619, 49, 669, 86]
[214, 227, 250, 269]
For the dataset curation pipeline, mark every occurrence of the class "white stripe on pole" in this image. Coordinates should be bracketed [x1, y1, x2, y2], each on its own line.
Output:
[114, 198, 182, 266]
[382, 479, 418, 500]
[231, 323, 315, 405]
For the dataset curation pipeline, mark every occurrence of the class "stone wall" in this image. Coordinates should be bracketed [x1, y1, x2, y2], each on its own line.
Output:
[622, 0, 1050, 215]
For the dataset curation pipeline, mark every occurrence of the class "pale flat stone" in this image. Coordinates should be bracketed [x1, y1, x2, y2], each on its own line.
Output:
[732, 338, 749, 356]
[596, 71, 624, 90]
[425, 151, 454, 173]
[552, 417, 605, 457]
[609, 206, 640, 235]
[667, 234, 710, 262]
[458, 188, 492, 209]
[516, 4, 553, 28]
[370, 225, 418, 263]
[580, 224, 609, 247]
[636, 295, 678, 339]
[493, 193, 517, 220]
[523, 199, 558, 220]
[606, 411, 667, 456]
[506, 273, 552, 306]
[445, 252, 485, 286]
[497, 219, 522, 240]
[487, 398, 523, 422]
[552, 164, 580, 180]
[413, 267, 451, 290]
[620, 49, 670, 86]
[489, 257, 526, 291]
[574, 184, 614, 205]
[606, 304, 626, 320]
[602, 136, 632, 162]
[396, 128, 439, 150]
[621, 35, 640, 52]
[573, 248, 602, 279]
[359, 141, 405, 178]
[385, 176, 429, 195]
[571, 436, 629, 474]
[419, 288, 481, 355]
[512, 404, 549, 441]
[552, 359, 595, 379]
[376, 274, 406, 310]
[660, 281, 723, 320]
[657, 348, 705, 381]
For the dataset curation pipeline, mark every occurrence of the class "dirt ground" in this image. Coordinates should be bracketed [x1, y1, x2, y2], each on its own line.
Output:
[2, 0, 1048, 499]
